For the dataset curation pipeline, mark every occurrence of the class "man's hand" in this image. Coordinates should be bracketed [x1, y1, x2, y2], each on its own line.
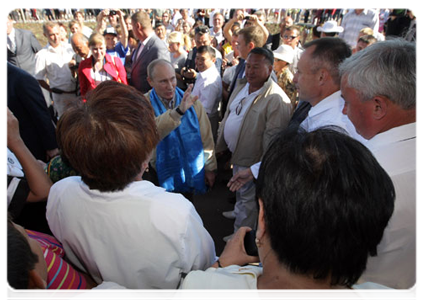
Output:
[205, 170, 216, 188]
[214, 227, 259, 268]
[183, 68, 197, 79]
[179, 84, 199, 113]
[227, 167, 254, 192]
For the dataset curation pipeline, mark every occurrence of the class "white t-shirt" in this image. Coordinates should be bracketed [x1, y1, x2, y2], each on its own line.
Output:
[191, 65, 222, 115]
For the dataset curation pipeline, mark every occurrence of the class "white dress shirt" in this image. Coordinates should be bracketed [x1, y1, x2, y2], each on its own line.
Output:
[46, 177, 216, 289]
[300, 90, 366, 143]
[191, 65, 222, 115]
[359, 122, 416, 288]
[34, 42, 76, 91]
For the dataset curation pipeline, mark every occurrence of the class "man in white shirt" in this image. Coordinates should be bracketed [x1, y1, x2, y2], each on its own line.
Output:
[338, 9, 379, 48]
[339, 39, 416, 289]
[192, 46, 222, 141]
[294, 37, 364, 142]
[210, 12, 225, 45]
[35, 22, 77, 118]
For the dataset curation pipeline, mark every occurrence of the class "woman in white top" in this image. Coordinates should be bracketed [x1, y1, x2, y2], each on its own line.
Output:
[46, 81, 216, 289]
[181, 128, 395, 289]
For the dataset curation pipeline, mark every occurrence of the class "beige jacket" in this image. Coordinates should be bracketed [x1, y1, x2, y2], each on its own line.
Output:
[216, 76, 292, 167]
[145, 91, 217, 172]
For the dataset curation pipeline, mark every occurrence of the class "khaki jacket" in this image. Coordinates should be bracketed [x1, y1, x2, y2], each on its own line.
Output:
[216, 76, 292, 167]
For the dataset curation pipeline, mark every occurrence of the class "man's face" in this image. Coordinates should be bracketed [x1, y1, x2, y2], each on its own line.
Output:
[148, 63, 177, 101]
[155, 26, 166, 40]
[236, 34, 251, 60]
[281, 17, 293, 32]
[44, 25, 61, 48]
[245, 53, 272, 87]
[72, 38, 90, 58]
[4, 16, 13, 34]
[213, 14, 224, 29]
[181, 9, 188, 19]
[70, 24, 81, 34]
[341, 76, 375, 139]
[104, 34, 117, 50]
[162, 13, 169, 23]
[293, 47, 321, 104]
[282, 29, 300, 49]
[195, 51, 215, 72]
[75, 13, 84, 25]
[195, 33, 211, 47]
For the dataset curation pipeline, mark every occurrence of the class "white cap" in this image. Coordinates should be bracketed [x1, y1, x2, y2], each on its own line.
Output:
[317, 20, 344, 33]
[273, 44, 294, 64]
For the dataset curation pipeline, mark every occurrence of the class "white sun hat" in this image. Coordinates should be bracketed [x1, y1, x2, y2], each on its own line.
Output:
[273, 44, 294, 64]
[317, 20, 344, 33]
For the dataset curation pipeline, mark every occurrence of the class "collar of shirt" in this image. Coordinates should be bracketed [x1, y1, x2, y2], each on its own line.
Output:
[197, 64, 220, 80]
[142, 31, 155, 47]
[307, 90, 343, 118]
[367, 122, 416, 153]
[156, 93, 176, 110]
[8, 27, 15, 40]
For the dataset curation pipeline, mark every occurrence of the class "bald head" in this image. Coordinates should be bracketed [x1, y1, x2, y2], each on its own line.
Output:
[71, 32, 90, 58]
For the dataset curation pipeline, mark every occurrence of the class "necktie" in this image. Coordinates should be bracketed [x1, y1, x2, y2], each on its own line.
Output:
[288, 101, 312, 129]
[134, 43, 144, 63]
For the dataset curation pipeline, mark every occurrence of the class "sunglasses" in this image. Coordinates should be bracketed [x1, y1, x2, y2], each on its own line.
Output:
[195, 26, 210, 34]
[283, 35, 298, 40]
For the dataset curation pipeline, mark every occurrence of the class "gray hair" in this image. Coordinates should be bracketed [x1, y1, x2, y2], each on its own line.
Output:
[147, 58, 174, 80]
[339, 39, 415, 110]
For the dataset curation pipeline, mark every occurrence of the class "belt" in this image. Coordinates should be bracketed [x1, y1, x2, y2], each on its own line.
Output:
[51, 87, 76, 95]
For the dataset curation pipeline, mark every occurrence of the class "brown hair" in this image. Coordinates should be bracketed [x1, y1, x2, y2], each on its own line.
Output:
[238, 25, 265, 48]
[131, 11, 152, 29]
[57, 81, 159, 192]
[88, 32, 105, 47]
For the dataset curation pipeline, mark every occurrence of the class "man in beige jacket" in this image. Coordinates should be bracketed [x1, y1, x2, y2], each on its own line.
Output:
[216, 47, 292, 241]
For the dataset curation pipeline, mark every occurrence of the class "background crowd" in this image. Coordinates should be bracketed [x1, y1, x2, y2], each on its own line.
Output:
[7, 7, 416, 293]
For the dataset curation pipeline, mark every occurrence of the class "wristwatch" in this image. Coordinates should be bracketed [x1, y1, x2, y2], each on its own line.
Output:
[175, 106, 185, 116]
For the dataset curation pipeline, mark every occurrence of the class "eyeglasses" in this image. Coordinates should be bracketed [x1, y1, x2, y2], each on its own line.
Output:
[195, 26, 210, 35]
[282, 35, 298, 40]
[235, 97, 246, 115]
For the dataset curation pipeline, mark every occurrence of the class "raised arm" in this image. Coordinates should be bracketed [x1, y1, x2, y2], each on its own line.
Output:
[7, 109, 52, 202]
[117, 9, 129, 49]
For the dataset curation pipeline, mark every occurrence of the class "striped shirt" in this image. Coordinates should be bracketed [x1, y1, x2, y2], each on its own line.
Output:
[26, 230, 87, 289]
[339, 9, 379, 48]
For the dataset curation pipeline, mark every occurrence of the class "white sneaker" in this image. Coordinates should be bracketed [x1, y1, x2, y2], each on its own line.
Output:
[222, 210, 236, 219]
[223, 233, 234, 242]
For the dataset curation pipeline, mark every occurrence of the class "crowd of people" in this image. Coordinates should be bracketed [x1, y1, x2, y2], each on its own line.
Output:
[7, 8, 416, 292]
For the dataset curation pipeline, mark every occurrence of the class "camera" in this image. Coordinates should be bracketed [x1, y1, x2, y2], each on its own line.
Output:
[110, 10, 117, 16]
[243, 229, 258, 256]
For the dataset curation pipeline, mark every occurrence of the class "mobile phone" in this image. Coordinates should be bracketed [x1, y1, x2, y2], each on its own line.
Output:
[244, 229, 258, 256]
